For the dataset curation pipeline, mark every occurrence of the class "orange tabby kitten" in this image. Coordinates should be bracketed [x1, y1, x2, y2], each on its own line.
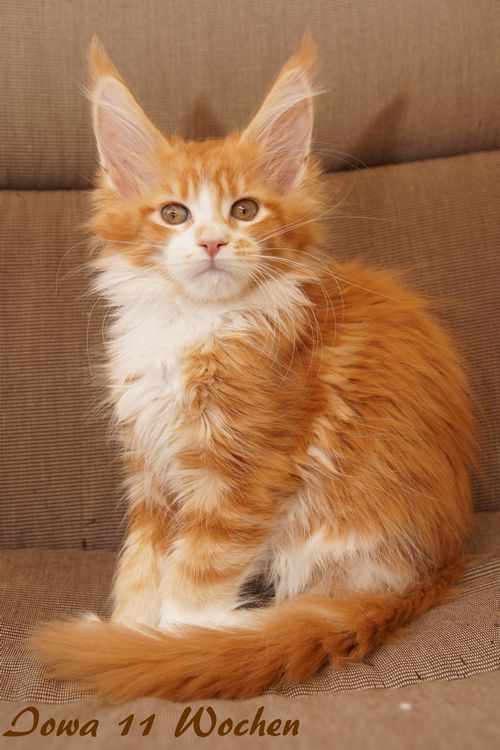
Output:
[32, 37, 475, 702]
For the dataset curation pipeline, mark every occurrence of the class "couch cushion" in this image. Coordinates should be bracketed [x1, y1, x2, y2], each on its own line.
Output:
[2, 0, 500, 188]
[0, 512, 498, 702]
[0, 191, 123, 550]
[1, 150, 499, 551]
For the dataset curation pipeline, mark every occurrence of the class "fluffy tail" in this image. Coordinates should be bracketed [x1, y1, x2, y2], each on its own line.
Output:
[30, 560, 464, 702]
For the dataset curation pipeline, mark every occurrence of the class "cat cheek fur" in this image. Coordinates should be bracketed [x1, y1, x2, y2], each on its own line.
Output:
[31, 36, 475, 703]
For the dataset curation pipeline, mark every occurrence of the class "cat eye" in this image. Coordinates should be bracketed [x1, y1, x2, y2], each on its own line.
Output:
[160, 203, 190, 225]
[230, 198, 259, 221]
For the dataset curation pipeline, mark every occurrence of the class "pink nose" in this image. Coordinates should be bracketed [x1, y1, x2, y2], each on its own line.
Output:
[198, 238, 228, 258]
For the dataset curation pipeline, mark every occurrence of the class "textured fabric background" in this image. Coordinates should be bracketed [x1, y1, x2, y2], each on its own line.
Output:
[1, 0, 500, 189]
[1, 151, 498, 550]
[1, 513, 498, 702]
[0, 188, 123, 550]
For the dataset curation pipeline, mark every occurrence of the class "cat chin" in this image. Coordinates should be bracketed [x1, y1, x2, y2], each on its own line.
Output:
[174, 272, 250, 304]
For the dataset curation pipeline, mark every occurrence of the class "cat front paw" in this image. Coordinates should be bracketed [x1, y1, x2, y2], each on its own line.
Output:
[110, 604, 159, 630]
[78, 612, 102, 623]
[158, 605, 248, 632]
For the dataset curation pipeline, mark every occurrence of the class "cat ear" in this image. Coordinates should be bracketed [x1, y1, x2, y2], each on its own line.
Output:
[88, 37, 165, 199]
[241, 36, 316, 194]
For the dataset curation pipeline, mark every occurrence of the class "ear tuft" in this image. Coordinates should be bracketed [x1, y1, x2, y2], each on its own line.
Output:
[242, 36, 318, 194]
[89, 35, 122, 83]
[88, 37, 165, 199]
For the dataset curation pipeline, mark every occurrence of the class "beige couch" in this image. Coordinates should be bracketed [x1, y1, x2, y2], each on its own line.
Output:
[1, 1, 499, 746]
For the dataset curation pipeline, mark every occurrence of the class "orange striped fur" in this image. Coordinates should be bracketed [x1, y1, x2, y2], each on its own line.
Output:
[31, 37, 475, 702]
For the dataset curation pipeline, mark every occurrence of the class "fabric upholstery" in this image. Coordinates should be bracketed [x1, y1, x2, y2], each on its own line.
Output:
[2, 150, 498, 550]
[2, 0, 500, 189]
[1, 512, 498, 702]
[0, 189, 123, 550]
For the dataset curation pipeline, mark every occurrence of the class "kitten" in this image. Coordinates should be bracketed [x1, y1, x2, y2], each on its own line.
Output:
[32, 37, 475, 702]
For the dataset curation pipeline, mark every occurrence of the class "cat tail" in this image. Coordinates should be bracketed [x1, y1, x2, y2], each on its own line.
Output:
[30, 558, 465, 702]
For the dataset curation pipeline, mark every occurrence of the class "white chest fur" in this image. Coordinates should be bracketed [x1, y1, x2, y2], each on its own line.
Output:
[103, 274, 231, 484]
[111, 310, 210, 480]
[94, 256, 307, 489]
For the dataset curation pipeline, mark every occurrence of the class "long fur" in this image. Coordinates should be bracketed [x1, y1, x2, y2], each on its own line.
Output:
[30, 38, 475, 702]
[33, 557, 464, 702]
